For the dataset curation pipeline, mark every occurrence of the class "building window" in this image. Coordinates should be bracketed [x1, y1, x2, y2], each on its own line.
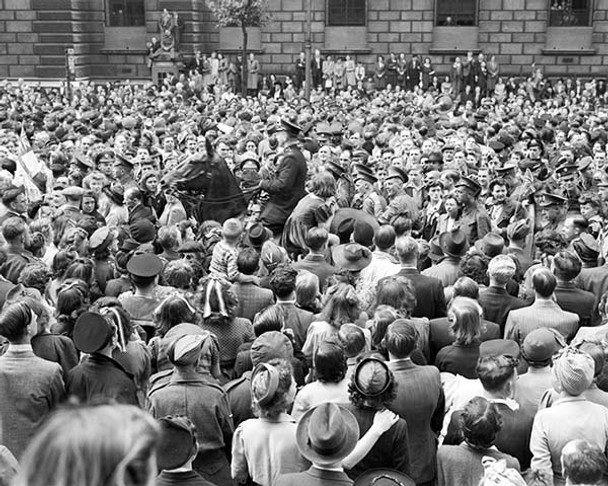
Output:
[549, 0, 591, 26]
[435, 0, 477, 26]
[107, 0, 145, 27]
[327, 0, 366, 26]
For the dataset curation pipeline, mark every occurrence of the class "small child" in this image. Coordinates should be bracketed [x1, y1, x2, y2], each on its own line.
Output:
[209, 218, 243, 282]
[338, 323, 367, 381]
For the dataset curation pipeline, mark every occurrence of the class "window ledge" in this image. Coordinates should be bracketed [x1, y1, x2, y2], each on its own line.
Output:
[218, 49, 265, 55]
[323, 48, 372, 54]
[429, 48, 481, 55]
[100, 49, 148, 55]
[541, 48, 597, 55]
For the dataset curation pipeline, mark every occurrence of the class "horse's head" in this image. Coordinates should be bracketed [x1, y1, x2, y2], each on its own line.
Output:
[161, 137, 222, 191]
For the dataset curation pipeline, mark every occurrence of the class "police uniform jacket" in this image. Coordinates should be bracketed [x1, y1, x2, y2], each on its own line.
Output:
[260, 142, 307, 232]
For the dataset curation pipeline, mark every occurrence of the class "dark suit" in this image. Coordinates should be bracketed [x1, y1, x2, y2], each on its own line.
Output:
[478, 286, 528, 334]
[394, 267, 447, 319]
[270, 302, 314, 350]
[554, 281, 595, 327]
[292, 253, 336, 292]
[260, 142, 308, 234]
[387, 359, 444, 484]
[445, 402, 534, 470]
[0, 247, 40, 285]
[429, 316, 501, 361]
[128, 203, 157, 225]
[230, 278, 275, 322]
[577, 265, 608, 325]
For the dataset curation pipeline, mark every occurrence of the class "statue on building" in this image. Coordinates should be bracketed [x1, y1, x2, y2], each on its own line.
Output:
[159, 9, 182, 53]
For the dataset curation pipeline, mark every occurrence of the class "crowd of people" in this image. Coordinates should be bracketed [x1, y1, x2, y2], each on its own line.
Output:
[1, 48, 608, 486]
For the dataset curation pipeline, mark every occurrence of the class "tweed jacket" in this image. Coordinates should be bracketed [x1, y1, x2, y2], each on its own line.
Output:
[504, 299, 579, 346]
[231, 277, 275, 322]
[387, 358, 445, 484]
[292, 253, 336, 292]
[0, 345, 65, 458]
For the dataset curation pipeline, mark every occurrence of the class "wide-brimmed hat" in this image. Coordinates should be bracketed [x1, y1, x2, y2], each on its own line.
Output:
[354, 469, 416, 486]
[296, 403, 359, 465]
[474, 232, 504, 258]
[439, 229, 469, 258]
[244, 223, 272, 249]
[332, 243, 372, 271]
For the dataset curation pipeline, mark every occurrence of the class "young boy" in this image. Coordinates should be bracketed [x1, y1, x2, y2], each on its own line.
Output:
[209, 218, 243, 282]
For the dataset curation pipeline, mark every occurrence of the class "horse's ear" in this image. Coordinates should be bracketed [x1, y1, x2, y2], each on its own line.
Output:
[205, 137, 214, 157]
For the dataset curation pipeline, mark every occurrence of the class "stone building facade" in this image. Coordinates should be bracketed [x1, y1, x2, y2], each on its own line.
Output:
[0, 0, 606, 81]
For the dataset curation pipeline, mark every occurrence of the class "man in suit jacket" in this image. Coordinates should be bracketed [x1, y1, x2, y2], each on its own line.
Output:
[552, 250, 595, 327]
[505, 267, 579, 346]
[260, 120, 307, 236]
[444, 354, 534, 470]
[231, 248, 275, 322]
[268, 264, 314, 350]
[386, 320, 444, 486]
[577, 260, 608, 326]
[394, 235, 446, 319]
[479, 255, 528, 334]
[0, 301, 65, 458]
[292, 227, 336, 292]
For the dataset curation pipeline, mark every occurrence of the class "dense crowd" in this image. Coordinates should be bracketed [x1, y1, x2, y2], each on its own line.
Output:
[1, 56, 608, 486]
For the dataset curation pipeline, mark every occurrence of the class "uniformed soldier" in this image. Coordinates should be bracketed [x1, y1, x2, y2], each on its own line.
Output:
[113, 152, 138, 190]
[57, 186, 85, 224]
[378, 166, 419, 225]
[454, 176, 491, 243]
[538, 192, 568, 233]
[554, 163, 582, 212]
[351, 168, 386, 218]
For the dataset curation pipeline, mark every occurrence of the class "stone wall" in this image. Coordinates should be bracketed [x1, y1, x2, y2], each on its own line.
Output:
[0, 0, 607, 80]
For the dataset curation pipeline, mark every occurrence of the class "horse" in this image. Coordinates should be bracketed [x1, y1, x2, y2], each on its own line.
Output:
[161, 138, 247, 224]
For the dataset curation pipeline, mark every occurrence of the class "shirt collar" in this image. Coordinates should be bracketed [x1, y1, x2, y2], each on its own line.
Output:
[276, 298, 296, 305]
[8, 343, 32, 352]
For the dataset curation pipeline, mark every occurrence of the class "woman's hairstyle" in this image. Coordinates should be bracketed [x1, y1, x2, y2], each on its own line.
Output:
[15, 404, 158, 486]
[58, 226, 89, 254]
[82, 171, 108, 190]
[55, 278, 90, 336]
[315, 340, 347, 383]
[153, 294, 197, 338]
[252, 306, 283, 337]
[319, 283, 361, 328]
[19, 262, 53, 294]
[251, 359, 294, 419]
[91, 299, 133, 352]
[196, 277, 237, 326]
[295, 272, 320, 312]
[310, 172, 336, 199]
[162, 260, 194, 290]
[51, 249, 79, 279]
[458, 250, 490, 287]
[448, 296, 482, 345]
[63, 258, 95, 285]
[461, 396, 503, 449]
[371, 305, 399, 349]
[374, 276, 417, 317]
[29, 217, 54, 243]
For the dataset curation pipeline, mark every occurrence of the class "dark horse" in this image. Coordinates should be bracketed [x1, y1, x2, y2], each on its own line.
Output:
[161, 138, 247, 224]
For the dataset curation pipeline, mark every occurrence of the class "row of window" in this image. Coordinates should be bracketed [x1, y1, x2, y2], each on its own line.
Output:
[106, 0, 591, 28]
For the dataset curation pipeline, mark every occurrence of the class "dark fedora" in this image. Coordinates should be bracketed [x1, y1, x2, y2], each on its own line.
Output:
[278, 118, 302, 137]
[439, 229, 469, 258]
[385, 166, 408, 183]
[156, 416, 198, 471]
[244, 222, 272, 249]
[474, 232, 505, 258]
[73, 312, 113, 354]
[354, 469, 416, 486]
[428, 235, 444, 262]
[332, 243, 372, 271]
[296, 403, 359, 465]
